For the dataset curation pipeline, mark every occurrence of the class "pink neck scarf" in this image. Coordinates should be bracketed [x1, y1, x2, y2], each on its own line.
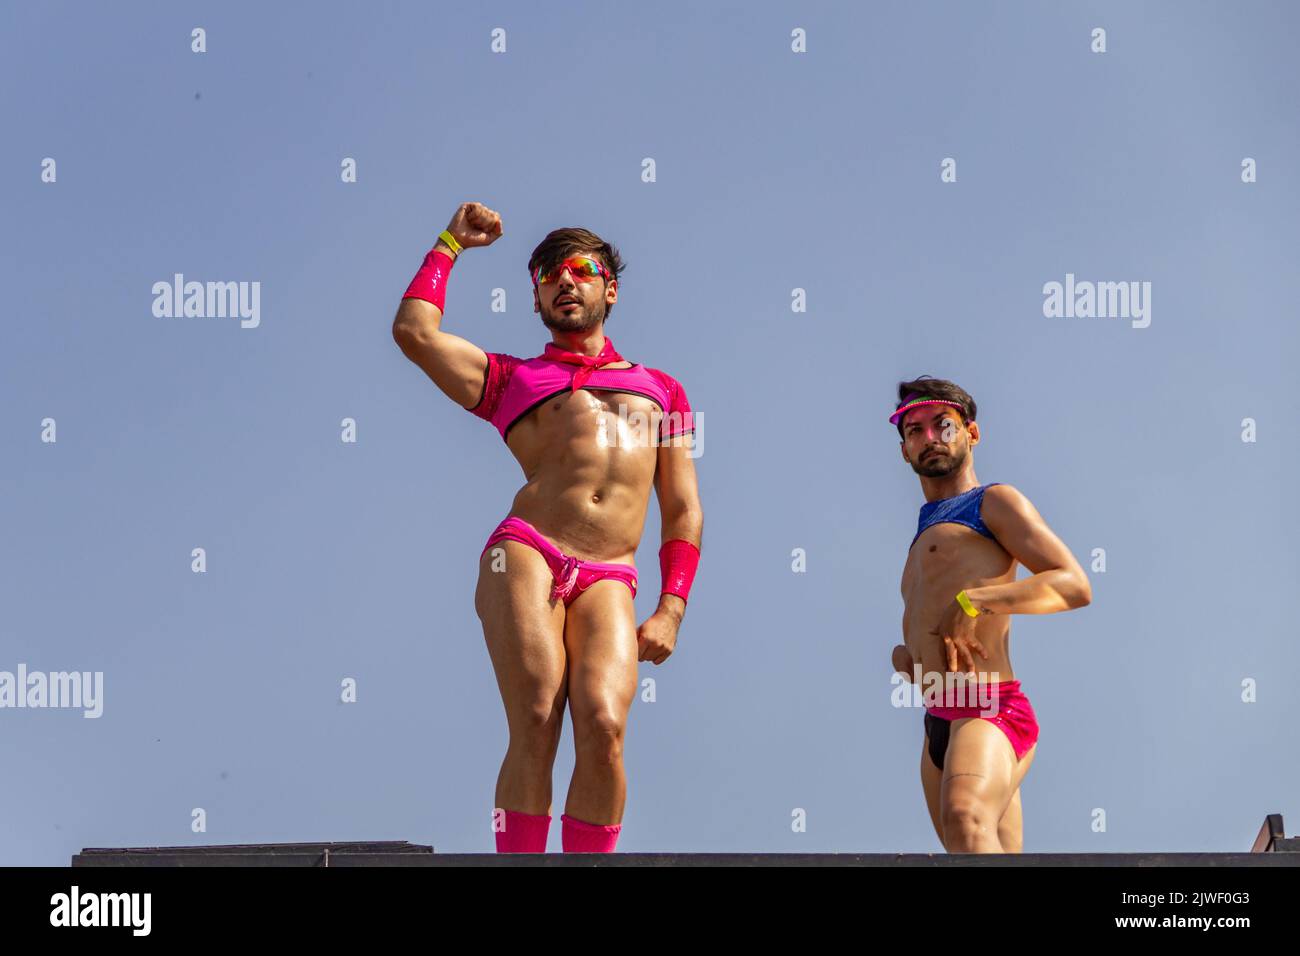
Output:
[540, 337, 625, 391]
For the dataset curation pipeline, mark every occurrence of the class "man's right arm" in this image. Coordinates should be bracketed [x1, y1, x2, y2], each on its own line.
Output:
[392, 202, 504, 409]
[392, 238, 488, 410]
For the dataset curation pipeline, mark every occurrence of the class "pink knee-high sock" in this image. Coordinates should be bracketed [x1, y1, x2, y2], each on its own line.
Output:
[495, 810, 551, 853]
[561, 813, 622, 853]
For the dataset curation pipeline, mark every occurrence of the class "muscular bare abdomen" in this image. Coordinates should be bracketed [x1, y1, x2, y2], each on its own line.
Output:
[901, 524, 1018, 681]
[503, 386, 661, 563]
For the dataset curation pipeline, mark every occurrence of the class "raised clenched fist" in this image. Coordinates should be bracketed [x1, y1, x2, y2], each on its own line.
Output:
[445, 201, 503, 249]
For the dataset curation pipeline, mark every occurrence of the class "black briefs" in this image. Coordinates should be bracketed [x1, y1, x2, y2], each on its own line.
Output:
[924, 711, 951, 770]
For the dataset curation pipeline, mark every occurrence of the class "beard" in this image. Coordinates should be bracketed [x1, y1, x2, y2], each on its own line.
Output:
[540, 297, 605, 333]
[910, 444, 967, 478]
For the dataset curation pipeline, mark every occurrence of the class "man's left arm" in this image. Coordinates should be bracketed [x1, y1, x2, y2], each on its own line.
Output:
[639, 437, 703, 664]
[964, 484, 1092, 615]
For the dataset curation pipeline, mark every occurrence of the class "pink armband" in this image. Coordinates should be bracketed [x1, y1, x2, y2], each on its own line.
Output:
[402, 247, 456, 312]
[659, 539, 700, 603]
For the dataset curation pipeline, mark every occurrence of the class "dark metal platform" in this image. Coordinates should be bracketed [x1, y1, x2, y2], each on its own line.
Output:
[71, 814, 1297, 867]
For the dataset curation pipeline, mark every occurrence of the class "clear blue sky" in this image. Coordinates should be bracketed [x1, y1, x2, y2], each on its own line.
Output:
[2, 1, 1296, 864]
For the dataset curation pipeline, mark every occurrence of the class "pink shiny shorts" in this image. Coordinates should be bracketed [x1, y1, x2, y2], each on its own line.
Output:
[924, 679, 1039, 768]
[480, 516, 637, 607]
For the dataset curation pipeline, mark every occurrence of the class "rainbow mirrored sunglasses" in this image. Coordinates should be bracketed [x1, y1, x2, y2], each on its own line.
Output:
[531, 254, 613, 287]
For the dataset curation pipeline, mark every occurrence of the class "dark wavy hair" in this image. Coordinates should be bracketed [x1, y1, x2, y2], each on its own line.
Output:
[894, 376, 977, 439]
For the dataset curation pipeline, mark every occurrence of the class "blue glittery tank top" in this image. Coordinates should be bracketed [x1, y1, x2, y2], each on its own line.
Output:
[911, 483, 1003, 548]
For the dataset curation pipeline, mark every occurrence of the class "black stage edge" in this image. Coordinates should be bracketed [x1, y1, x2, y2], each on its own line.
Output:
[69, 814, 1299, 867]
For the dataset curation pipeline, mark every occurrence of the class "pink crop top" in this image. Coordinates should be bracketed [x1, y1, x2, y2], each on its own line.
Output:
[467, 351, 694, 442]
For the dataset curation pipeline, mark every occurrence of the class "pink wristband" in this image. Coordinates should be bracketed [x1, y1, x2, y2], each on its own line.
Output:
[402, 247, 456, 312]
[659, 539, 700, 603]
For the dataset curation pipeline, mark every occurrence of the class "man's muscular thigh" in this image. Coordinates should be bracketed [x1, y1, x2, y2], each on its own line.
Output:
[563, 580, 639, 725]
[475, 541, 567, 702]
[939, 718, 1018, 818]
[920, 737, 945, 843]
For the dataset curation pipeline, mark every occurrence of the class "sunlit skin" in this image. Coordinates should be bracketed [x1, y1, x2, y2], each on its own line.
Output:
[892, 401, 1091, 852]
[392, 202, 703, 829]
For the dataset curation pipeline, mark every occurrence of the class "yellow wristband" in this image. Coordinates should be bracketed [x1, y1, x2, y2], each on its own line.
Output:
[437, 229, 463, 256]
[955, 590, 980, 618]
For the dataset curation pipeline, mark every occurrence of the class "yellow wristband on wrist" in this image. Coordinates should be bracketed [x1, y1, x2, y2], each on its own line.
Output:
[438, 229, 463, 256]
[955, 590, 980, 618]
